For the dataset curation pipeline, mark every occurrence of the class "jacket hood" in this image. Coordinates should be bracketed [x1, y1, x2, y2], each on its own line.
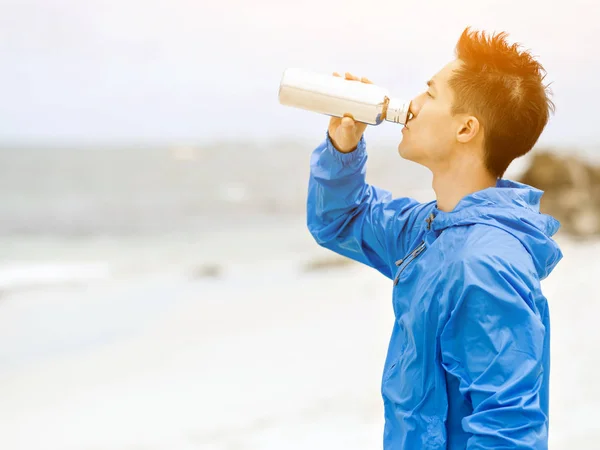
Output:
[430, 179, 563, 279]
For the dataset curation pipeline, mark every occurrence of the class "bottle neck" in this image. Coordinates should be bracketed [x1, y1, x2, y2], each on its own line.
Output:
[384, 97, 410, 124]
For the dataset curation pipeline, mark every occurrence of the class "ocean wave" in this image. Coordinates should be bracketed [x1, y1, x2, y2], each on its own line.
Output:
[0, 262, 110, 292]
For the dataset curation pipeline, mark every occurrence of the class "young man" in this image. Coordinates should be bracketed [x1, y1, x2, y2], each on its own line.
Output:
[307, 28, 563, 449]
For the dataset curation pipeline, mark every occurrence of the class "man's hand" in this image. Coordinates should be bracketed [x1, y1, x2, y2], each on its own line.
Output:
[327, 72, 373, 153]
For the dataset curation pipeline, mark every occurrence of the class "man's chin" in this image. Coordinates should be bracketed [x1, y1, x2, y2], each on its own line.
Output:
[397, 141, 413, 160]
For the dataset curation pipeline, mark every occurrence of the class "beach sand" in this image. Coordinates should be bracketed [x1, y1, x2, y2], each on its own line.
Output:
[0, 222, 598, 449]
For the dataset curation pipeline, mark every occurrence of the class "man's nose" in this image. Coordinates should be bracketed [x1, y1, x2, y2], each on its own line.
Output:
[409, 92, 427, 119]
[408, 99, 420, 120]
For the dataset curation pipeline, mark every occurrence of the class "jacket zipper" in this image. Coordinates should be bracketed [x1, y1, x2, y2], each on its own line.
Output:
[393, 241, 426, 286]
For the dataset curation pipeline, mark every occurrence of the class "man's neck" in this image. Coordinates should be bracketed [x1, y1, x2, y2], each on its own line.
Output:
[432, 159, 497, 212]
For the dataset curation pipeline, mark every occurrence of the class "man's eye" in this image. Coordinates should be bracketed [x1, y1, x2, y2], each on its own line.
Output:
[426, 92, 434, 98]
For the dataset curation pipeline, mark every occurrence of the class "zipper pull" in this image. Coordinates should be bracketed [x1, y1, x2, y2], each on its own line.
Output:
[425, 213, 435, 230]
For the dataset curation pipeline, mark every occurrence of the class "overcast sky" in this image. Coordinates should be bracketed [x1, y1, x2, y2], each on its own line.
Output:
[0, 0, 598, 147]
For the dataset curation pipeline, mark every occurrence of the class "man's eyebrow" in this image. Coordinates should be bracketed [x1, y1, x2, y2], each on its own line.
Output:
[427, 79, 436, 90]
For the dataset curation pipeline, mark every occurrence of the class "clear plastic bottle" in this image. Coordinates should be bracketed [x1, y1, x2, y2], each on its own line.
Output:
[278, 68, 411, 125]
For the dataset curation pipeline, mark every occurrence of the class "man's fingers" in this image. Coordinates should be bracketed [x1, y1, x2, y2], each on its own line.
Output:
[344, 72, 374, 85]
[334, 71, 373, 84]
[330, 73, 372, 136]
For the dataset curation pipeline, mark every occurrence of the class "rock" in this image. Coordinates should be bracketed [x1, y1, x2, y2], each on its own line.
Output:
[517, 150, 600, 238]
[571, 207, 600, 236]
[301, 255, 356, 272]
[519, 152, 573, 189]
[192, 264, 222, 279]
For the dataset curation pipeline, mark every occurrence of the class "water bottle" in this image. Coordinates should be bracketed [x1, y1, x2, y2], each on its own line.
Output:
[278, 68, 412, 125]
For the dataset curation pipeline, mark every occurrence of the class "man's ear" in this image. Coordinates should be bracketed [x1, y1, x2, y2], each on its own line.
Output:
[456, 115, 481, 144]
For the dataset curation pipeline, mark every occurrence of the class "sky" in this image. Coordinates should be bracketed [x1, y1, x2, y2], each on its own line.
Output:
[0, 0, 598, 147]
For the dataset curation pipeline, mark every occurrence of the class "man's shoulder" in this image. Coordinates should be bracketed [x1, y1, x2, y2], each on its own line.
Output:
[384, 197, 436, 216]
[381, 198, 436, 242]
[445, 224, 535, 275]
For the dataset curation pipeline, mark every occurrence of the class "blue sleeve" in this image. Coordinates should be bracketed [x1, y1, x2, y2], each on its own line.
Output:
[440, 257, 548, 449]
[307, 132, 429, 279]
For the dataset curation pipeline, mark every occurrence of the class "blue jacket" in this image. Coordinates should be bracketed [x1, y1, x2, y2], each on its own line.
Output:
[307, 134, 563, 449]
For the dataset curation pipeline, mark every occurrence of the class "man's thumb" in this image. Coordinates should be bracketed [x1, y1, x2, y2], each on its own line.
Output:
[341, 116, 355, 129]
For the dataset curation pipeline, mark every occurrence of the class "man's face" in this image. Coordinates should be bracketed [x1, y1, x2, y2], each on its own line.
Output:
[398, 59, 464, 169]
